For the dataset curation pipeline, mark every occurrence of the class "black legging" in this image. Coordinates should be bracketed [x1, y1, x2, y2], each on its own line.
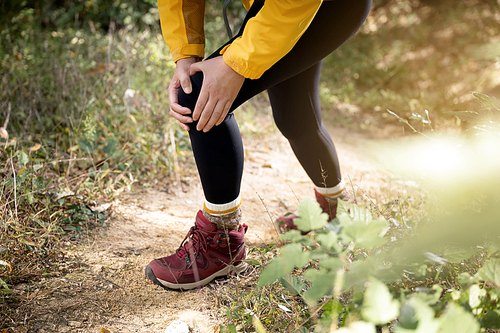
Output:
[178, 0, 372, 205]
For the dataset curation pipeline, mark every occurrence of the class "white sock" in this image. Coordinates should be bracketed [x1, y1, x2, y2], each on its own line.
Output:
[315, 179, 346, 199]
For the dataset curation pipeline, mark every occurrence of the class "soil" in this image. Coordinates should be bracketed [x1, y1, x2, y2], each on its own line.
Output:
[4, 113, 419, 333]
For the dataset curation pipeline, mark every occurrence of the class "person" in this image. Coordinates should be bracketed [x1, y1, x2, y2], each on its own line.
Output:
[145, 0, 372, 290]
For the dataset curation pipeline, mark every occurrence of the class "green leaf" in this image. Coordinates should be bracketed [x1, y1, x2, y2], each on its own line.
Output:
[280, 230, 304, 242]
[18, 151, 29, 165]
[482, 309, 500, 329]
[338, 204, 388, 250]
[395, 298, 440, 333]
[344, 256, 400, 290]
[474, 258, 500, 286]
[293, 197, 328, 232]
[102, 138, 118, 155]
[220, 324, 238, 333]
[78, 140, 93, 152]
[446, 111, 484, 122]
[303, 269, 337, 305]
[258, 243, 309, 288]
[316, 231, 341, 252]
[0, 277, 10, 290]
[336, 322, 376, 333]
[33, 163, 43, 171]
[437, 304, 480, 333]
[458, 272, 472, 288]
[409, 285, 443, 306]
[317, 299, 344, 331]
[440, 244, 478, 263]
[468, 284, 486, 309]
[472, 92, 499, 111]
[361, 277, 400, 325]
[318, 257, 344, 271]
[322, 299, 344, 316]
[279, 274, 305, 296]
[243, 258, 261, 267]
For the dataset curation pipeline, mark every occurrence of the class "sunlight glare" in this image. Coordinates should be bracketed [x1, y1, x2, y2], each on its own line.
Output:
[414, 142, 463, 177]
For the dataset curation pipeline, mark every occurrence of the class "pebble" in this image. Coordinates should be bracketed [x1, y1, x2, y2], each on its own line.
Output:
[164, 320, 190, 333]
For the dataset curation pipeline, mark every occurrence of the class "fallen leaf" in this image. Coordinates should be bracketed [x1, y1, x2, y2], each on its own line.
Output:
[85, 64, 106, 75]
[0, 127, 8, 139]
[0, 260, 11, 272]
[100, 328, 111, 333]
[29, 143, 41, 151]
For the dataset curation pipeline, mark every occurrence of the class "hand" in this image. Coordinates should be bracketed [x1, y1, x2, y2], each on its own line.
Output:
[189, 57, 245, 132]
[168, 57, 199, 131]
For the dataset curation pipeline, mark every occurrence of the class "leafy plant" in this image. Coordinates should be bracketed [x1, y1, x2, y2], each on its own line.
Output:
[257, 197, 500, 332]
[244, 93, 500, 332]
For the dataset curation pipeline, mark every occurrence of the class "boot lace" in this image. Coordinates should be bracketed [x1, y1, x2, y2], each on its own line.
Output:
[175, 226, 208, 260]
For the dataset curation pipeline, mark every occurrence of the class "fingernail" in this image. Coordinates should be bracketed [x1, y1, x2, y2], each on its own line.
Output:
[185, 87, 192, 93]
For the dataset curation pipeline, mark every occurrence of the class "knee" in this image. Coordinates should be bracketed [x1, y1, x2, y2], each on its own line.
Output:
[177, 71, 204, 111]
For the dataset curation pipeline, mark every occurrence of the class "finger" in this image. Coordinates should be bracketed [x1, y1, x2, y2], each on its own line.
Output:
[203, 101, 225, 132]
[180, 75, 192, 94]
[171, 102, 192, 115]
[168, 83, 180, 109]
[196, 99, 217, 131]
[216, 101, 232, 126]
[179, 122, 190, 131]
[192, 90, 209, 121]
[169, 83, 193, 114]
[170, 109, 193, 124]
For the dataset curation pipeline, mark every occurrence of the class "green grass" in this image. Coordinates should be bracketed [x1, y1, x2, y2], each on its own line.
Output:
[0, 9, 193, 311]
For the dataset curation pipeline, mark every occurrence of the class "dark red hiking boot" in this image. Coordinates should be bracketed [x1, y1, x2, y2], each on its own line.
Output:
[276, 189, 350, 234]
[145, 210, 248, 290]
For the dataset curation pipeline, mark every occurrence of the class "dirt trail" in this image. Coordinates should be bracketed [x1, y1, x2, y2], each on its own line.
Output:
[11, 117, 416, 333]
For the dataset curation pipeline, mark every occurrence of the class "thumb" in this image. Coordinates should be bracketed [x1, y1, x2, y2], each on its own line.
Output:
[180, 75, 192, 94]
[189, 62, 203, 76]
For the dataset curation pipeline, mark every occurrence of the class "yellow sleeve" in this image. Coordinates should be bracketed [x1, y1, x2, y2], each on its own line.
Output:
[157, 0, 205, 62]
[222, 0, 322, 79]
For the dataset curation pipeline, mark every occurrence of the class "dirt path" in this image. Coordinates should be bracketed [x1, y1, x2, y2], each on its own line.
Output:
[12, 116, 418, 333]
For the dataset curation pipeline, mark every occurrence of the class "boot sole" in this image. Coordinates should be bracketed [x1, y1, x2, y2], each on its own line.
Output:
[145, 262, 248, 290]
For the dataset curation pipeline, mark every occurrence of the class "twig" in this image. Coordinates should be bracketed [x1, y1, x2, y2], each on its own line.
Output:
[3, 102, 10, 129]
[1, 103, 11, 149]
[10, 155, 18, 221]
[170, 128, 182, 196]
[296, 295, 335, 329]
[95, 275, 123, 289]
[287, 184, 300, 204]
[254, 189, 281, 239]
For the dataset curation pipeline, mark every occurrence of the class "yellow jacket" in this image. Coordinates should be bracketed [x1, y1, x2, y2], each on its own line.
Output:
[158, 0, 323, 79]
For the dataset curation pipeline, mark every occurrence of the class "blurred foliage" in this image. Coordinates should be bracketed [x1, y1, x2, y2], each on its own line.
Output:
[0, 0, 159, 32]
[259, 91, 500, 332]
[320, 0, 500, 132]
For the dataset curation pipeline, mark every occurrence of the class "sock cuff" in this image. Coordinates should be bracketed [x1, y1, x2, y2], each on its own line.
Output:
[203, 195, 241, 216]
[315, 179, 346, 198]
